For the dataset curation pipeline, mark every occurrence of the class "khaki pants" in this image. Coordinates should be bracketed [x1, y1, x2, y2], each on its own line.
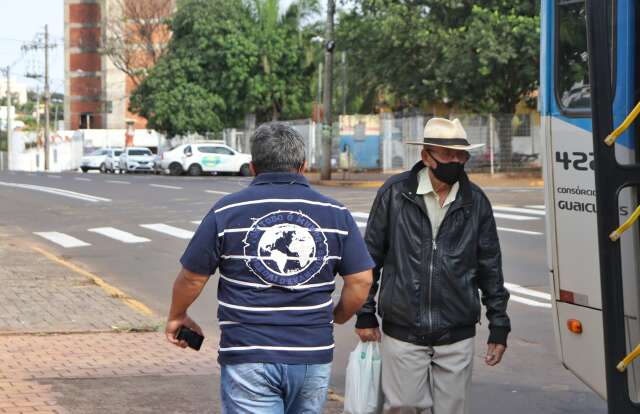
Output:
[381, 335, 474, 414]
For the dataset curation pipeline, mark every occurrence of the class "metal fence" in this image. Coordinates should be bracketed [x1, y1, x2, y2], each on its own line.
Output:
[378, 112, 541, 173]
[218, 111, 541, 174]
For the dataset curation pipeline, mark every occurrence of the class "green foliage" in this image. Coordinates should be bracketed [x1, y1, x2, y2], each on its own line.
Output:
[0, 130, 6, 151]
[129, 0, 318, 136]
[337, 1, 540, 114]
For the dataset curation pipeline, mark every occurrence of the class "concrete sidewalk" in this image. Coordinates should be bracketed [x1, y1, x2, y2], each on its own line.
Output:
[306, 170, 544, 189]
[0, 230, 343, 413]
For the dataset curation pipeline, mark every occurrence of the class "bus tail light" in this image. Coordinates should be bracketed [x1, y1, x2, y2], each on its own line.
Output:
[567, 319, 583, 334]
[559, 289, 575, 303]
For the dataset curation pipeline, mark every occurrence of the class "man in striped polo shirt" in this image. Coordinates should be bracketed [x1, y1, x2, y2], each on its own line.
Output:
[166, 122, 375, 413]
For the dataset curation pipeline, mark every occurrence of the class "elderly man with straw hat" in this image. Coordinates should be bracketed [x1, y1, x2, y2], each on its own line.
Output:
[355, 118, 511, 414]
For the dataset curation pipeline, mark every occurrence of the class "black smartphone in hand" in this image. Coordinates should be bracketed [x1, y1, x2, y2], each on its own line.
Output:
[175, 326, 204, 351]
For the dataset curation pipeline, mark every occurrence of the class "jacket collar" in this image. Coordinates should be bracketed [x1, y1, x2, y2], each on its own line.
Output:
[404, 161, 472, 212]
[250, 172, 310, 187]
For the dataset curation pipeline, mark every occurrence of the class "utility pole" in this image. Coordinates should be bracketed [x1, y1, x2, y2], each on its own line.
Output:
[23, 25, 56, 170]
[341, 51, 347, 115]
[44, 24, 51, 171]
[5, 66, 11, 169]
[321, 0, 335, 181]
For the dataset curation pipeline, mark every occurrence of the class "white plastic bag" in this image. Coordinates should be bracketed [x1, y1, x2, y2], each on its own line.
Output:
[343, 341, 383, 414]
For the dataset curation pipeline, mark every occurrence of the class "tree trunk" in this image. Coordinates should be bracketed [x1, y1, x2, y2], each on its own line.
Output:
[495, 113, 513, 169]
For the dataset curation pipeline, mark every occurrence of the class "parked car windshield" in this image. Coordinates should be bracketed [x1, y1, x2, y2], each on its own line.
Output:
[89, 149, 108, 156]
[129, 149, 152, 156]
[114, 150, 123, 156]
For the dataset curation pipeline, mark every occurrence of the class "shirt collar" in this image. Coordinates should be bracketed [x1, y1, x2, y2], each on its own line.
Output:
[416, 167, 459, 206]
[250, 172, 310, 187]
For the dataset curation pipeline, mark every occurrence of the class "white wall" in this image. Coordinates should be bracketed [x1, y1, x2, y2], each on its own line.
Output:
[8, 130, 84, 172]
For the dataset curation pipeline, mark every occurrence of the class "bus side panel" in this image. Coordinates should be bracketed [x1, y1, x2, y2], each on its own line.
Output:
[557, 302, 607, 399]
[549, 118, 601, 309]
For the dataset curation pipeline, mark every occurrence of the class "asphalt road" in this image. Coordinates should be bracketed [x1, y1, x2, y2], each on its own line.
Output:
[0, 170, 607, 414]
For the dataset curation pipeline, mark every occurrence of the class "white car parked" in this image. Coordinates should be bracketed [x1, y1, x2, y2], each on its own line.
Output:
[160, 143, 252, 176]
[80, 148, 122, 173]
[119, 147, 156, 173]
[104, 148, 124, 173]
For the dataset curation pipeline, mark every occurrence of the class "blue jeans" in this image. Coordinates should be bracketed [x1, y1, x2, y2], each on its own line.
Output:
[220, 362, 332, 414]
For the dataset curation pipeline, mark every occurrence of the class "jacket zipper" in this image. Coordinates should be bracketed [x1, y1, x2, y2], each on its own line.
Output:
[428, 238, 437, 330]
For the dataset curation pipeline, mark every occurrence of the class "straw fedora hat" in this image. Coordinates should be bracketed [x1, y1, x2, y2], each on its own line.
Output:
[406, 118, 485, 151]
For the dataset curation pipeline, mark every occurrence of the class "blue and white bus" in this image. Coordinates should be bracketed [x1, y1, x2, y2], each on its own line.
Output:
[541, 1, 640, 412]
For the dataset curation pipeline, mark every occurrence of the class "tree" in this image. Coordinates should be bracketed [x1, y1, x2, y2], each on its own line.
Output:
[337, 1, 540, 160]
[101, 0, 175, 87]
[246, 0, 319, 121]
[129, 0, 318, 136]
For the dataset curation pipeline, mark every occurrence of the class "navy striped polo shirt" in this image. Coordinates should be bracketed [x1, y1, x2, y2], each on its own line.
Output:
[180, 172, 374, 365]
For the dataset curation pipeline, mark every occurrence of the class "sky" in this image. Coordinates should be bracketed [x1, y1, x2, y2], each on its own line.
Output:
[0, 0, 300, 95]
[0, 1, 65, 95]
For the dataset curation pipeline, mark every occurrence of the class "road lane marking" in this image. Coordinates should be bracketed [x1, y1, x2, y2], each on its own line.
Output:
[526, 205, 546, 210]
[493, 206, 546, 216]
[509, 294, 552, 308]
[88, 227, 150, 243]
[74, 177, 92, 182]
[140, 223, 194, 239]
[0, 181, 111, 202]
[150, 184, 182, 190]
[34, 232, 91, 248]
[504, 282, 551, 300]
[191, 220, 202, 225]
[106, 180, 130, 184]
[497, 227, 543, 236]
[206, 190, 231, 195]
[493, 212, 538, 221]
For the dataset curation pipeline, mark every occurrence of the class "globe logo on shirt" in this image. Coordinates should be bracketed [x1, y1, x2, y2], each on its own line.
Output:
[243, 210, 329, 287]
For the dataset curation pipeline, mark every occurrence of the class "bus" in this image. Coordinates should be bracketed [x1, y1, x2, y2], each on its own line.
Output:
[541, 0, 640, 412]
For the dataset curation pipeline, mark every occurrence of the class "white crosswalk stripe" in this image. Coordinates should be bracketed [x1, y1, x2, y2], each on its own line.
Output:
[493, 212, 538, 221]
[34, 232, 91, 248]
[493, 206, 546, 216]
[497, 227, 543, 236]
[88, 227, 150, 243]
[140, 223, 194, 239]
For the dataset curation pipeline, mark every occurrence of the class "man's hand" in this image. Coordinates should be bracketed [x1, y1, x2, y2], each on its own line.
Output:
[165, 314, 203, 349]
[356, 327, 381, 342]
[485, 343, 506, 366]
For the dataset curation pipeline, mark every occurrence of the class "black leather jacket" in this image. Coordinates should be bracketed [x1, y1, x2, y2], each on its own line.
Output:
[356, 162, 511, 346]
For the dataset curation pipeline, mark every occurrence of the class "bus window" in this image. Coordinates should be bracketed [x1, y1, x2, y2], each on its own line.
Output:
[555, 0, 614, 113]
[556, 0, 590, 111]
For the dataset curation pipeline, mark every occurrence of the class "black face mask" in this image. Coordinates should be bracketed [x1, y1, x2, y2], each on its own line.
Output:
[429, 153, 465, 185]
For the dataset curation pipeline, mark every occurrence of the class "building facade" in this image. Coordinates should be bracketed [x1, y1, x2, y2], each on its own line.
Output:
[64, 0, 172, 130]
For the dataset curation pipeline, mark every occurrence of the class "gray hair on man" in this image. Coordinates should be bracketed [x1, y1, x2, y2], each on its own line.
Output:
[250, 122, 306, 174]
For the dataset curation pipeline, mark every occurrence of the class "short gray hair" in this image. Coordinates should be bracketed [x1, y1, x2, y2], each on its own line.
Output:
[250, 122, 306, 174]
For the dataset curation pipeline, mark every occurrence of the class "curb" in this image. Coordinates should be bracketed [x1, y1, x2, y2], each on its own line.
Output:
[29, 243, 157, 318]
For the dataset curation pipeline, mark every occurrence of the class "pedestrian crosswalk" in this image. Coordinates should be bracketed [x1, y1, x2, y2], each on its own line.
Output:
[139, 223, 195, 239]
[31, 204, 551, 309]
[34, 232, 92, 248]
[349, 205, 546, 230]
[33, 204, 546, 250]
[88, 227, 150, 244]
